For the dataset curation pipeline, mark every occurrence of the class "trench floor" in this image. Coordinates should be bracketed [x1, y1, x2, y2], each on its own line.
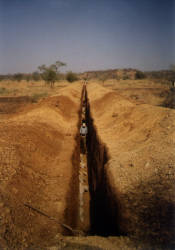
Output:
[78, 152, 90, 233]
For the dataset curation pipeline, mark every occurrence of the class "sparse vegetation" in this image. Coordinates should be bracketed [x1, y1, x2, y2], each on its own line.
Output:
[145, 70, 175, 83]
[38, 61, 66, 88]
[122, 73, 129, 80]
[135, 71, 145, 79]
[0, 87, 10, 95]
[0, 68, 174, 88]
[66, 71, 78, 82]
[99, 74, 109, 84]
[32, 72, 41, 81]
[13, 73, 24, 82]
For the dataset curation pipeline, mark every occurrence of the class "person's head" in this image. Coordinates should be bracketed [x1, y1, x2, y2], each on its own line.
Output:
[82, 123, 86, 127]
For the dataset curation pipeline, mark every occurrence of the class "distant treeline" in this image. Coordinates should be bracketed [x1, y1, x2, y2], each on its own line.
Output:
[1, 69, 175, 83]
[145, 70, 175, 81]
[0, 72, 65, 82]
[80, 68, 175, 82]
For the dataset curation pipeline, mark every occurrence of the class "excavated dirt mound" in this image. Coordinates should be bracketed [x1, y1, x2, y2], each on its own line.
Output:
[0, 96, 33, 117]
[86, 83, 175, 247]
[0, 83, 82, 249]
[112, 87, 171, 107]
[1, 81, 175, 249]
[103, 81, 172, 108]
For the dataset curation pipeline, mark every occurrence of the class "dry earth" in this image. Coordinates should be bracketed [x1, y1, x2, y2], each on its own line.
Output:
[86, 82, 175, 248]
[102, 79, 172, 107]
[0, 82, 82, 249]
[0, 80, 174, 249]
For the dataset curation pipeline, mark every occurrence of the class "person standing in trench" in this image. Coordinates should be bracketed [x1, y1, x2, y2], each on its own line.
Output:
[80, 121, 88, 154]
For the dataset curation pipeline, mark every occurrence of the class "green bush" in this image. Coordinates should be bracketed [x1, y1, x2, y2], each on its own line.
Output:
[66, 71, 78, 82]
[38, 61, 66, 87]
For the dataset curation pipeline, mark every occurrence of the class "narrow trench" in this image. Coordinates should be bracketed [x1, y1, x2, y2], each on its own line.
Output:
[78, 85, 90, 233]
[77, 84, 121, 236]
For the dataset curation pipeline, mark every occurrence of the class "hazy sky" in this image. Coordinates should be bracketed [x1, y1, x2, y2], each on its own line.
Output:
[0, 0, 174, 74]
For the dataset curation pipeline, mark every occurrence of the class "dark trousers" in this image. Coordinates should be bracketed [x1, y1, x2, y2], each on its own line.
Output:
[80, 135, 86, 154]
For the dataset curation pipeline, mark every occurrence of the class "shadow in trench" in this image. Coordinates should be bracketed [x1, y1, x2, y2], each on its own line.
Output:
[88, 148, 121, 236]
[84, 89, 122, 236]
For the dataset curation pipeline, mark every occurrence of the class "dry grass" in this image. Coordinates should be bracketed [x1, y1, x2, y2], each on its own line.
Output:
[0, 80, 72, 98]
[93, 79, 171, 107]
[100, 79, 171, 89]
[0, 79, 169, 99]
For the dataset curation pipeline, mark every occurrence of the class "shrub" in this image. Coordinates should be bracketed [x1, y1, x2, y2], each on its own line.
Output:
[13, 73, 24, 82]
[135, 71, 145, 79]
[66, 71, 78, 82]
[25, 74, 32, 82]
[32, 72, 41, 81]
[99, 74, 109, 83]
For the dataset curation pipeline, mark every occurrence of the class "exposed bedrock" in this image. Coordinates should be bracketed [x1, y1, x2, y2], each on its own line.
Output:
[86, 83, 175, 247]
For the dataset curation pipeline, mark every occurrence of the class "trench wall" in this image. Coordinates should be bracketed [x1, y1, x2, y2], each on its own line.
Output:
[0, 83, 83, 248]
[85, 89, 120, 236]
[85, 82, 175, 247]
[65, 85, 85, 231]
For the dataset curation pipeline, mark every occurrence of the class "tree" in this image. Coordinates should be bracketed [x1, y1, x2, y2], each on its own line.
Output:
[32, 72, 41, 81]
[13, 73, 24, 82]
[55, 61, 66, 71]
[25, 74, 32, 82]
[99, 74, 109, 85]
[135, 71, 145, 79]
[38, 61, 66, 88]
[66, 71, 78, 82]
[45, 70, 57, 87]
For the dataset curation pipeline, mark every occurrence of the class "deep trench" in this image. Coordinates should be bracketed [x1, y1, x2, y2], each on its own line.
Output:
[80, 85, 121, 236]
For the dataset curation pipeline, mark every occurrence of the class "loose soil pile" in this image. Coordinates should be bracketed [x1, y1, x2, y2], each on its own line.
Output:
[0, 83, 82, 249]
[86, 83, 175, 248]
[112, 87, 171, 107]
[0, 81, 175, 249]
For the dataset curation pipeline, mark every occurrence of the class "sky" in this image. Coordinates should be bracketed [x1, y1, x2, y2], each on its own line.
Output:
[0, 0, 174, 74]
